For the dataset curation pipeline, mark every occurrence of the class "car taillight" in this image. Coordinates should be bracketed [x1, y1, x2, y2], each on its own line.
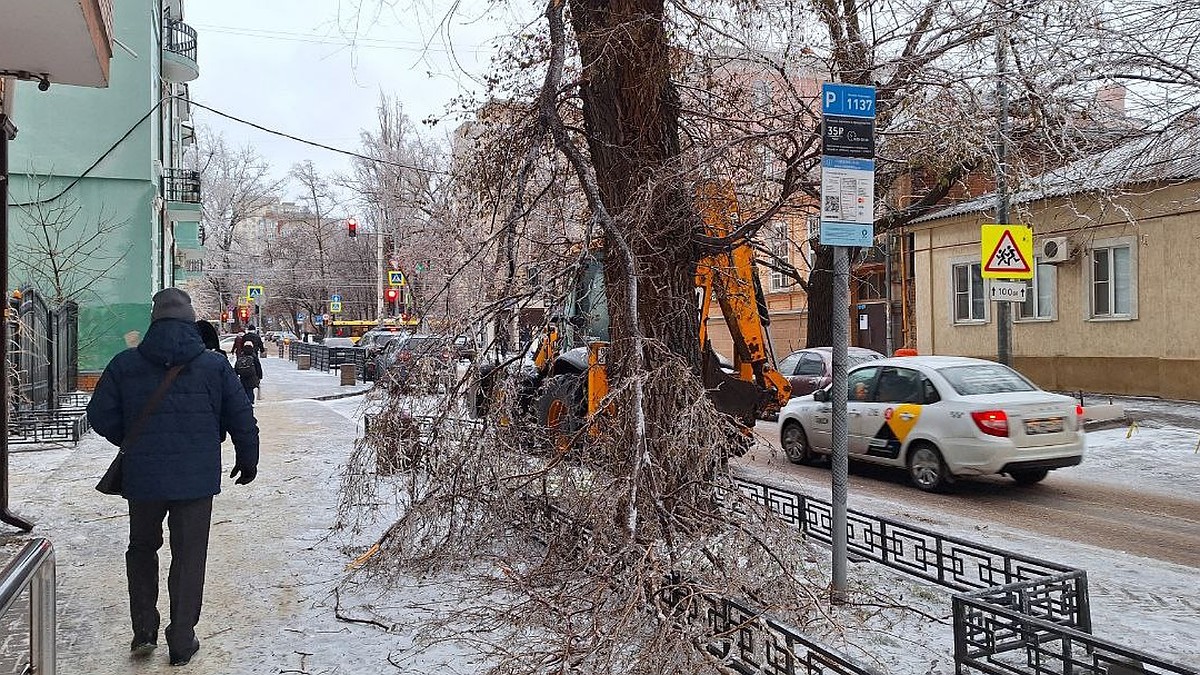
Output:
[1075, 404, 1085, 427]
[971, 410, 1009, 437]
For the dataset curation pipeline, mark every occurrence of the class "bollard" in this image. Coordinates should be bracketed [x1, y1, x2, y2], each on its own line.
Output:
[339, 363, 356, 386]
[297, 354, 311, 371]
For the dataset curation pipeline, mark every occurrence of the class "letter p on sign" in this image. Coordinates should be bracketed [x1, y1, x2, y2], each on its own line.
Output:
[826, 90, 837, 109]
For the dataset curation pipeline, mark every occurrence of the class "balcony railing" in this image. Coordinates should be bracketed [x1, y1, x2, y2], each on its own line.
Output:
[164, 168, 200, 204]
[163, 20, 197, 63]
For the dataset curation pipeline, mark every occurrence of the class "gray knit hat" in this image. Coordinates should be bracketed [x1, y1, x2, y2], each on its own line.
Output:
[151, 288, 197, 323]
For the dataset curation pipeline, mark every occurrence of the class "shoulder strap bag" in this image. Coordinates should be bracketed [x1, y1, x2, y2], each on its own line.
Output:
[95, 364, 185, 496]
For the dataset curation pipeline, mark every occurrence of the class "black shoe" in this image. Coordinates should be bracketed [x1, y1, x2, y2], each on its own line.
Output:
[169, 637, 200, 666]
[129, 637, 157, 657]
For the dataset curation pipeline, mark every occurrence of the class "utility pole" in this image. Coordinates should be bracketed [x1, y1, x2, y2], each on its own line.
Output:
[995, 0, 1013, 366]
[1, 107, 34, 531]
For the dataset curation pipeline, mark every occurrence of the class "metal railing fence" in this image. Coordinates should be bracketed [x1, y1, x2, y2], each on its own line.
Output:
[0, 538, 56, 675]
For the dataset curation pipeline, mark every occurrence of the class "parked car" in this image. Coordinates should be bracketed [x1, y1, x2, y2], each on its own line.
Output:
[360, 330, 408, 380]
[777, 355, 1085, 492]
[776, 346, 886, 397]
[374, 335, 454, 393]
[452, 335, 478, 361]
[322, 337, 356, 348]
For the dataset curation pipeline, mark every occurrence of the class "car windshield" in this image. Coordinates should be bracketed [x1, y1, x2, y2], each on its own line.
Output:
[937, 364, 1037, 395]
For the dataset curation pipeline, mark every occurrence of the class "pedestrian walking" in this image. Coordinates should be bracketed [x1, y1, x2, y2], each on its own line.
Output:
[194, 320, 224, 355]
[87, 288, 260, 667]
[234, 342, 264, 404]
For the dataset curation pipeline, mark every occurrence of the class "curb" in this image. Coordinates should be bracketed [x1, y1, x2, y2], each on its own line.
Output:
[312, 388, 371, 402]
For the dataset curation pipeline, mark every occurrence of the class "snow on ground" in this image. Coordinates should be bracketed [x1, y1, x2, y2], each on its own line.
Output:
[6, 366, 1193, 673]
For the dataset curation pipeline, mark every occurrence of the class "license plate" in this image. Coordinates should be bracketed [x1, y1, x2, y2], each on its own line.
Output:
[1024, 417, 1064, 435]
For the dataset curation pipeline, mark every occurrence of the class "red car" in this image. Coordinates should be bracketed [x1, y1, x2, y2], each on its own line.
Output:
[776, 346, 886, 397]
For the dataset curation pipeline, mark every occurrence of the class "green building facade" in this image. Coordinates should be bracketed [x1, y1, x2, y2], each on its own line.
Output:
[6, 0, 202, 373]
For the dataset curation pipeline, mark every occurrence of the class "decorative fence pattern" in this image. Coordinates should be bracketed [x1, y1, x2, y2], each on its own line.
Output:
[732, 476, 1196, 675]
[7, 289, 88, 445]
[286, 341, 367, 380]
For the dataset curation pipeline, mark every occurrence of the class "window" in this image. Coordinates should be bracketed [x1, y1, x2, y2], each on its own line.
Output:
[857, 271, 885, 301]
[1018, 261, 1057, 321]
[1090, 243, 1134, 318]
[937, 364, 1036, 395]
[952, 261, 986, 323]
[776, 352, 801, 375]
[847, 366, 880, 401]
[770, 222, 791, 290]
[874, 367, 923, 404]
[795, 353, 826, 376]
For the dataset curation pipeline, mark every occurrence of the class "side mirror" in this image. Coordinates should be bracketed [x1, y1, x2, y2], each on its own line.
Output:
[813, 388, 830, 403]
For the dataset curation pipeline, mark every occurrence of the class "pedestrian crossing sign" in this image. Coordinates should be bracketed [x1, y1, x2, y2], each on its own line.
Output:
[330, 301, 343, 314]
[388, 270, 406, 287]
[247, 285, 264, 300]
[981, 224, 1034, 279]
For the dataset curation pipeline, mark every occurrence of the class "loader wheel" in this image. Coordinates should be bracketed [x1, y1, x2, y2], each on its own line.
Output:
[535, 374, 584, 452]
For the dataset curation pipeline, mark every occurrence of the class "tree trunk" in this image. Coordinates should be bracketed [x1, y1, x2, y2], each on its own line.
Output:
[806, 245, 834, 347]
[568, 0, 699, 374]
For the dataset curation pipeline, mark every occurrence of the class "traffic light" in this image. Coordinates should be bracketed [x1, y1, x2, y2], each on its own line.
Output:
[238, 306, 250, 323]
[385, 287, 399, 307]
[347, 217, 358, 238]
[220, 311, 229, 322]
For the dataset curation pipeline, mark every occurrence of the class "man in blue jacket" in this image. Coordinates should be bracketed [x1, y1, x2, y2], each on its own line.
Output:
[87, 288, 259, 666]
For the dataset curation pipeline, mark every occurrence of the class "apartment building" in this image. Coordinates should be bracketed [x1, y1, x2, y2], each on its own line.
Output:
[5, 0, 202, 376]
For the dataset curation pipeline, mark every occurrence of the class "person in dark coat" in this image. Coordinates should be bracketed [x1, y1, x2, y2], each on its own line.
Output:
[87, 288, 259, 667]
[194, 320, 224, 355]
[234, 342, 263, 404]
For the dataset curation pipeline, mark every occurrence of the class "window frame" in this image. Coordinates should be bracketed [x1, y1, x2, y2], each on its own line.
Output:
[1015, 259, 1058, 322]
[1086, 236, 1138, 321]
[949, 256, 989, 325]
[770, 221, 791, 291]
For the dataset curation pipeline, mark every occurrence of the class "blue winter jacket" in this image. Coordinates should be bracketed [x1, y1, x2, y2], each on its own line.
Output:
[87, 319, 260, 501]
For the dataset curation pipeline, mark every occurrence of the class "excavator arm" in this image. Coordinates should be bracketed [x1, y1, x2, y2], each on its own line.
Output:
[695, 184, 792, 425]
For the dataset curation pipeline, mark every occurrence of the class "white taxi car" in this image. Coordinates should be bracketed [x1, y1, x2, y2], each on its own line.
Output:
[778, 356, 1085, 491]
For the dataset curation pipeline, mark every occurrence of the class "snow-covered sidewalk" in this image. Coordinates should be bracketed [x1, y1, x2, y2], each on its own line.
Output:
[0, 357, 486, 674]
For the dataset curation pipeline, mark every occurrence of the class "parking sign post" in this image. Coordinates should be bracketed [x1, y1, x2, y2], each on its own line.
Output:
[820, 82, 876, 603]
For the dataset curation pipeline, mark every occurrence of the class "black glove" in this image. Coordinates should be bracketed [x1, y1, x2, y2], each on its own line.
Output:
[229, 464, 257, 485]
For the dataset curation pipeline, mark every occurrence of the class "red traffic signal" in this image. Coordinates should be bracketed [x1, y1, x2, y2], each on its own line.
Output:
[220, 311, 229, 322]
[237, 306, 250, 322]
[347, 218, 358, 238]
[384, 288, 399, 303]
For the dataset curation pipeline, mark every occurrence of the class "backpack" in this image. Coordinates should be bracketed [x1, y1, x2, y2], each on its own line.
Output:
[235, 354, 257, 381]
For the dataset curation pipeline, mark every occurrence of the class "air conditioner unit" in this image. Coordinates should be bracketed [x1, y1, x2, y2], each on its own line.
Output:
[1039, 236, 1071, 263]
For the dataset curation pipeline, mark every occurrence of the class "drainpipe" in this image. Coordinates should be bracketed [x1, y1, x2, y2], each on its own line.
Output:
[1, 109, 35, 531]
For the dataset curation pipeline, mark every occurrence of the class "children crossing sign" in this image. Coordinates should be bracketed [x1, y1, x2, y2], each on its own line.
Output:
[981, 224, 1034, 279]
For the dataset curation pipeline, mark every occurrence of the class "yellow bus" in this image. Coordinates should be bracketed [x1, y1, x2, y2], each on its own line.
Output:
[329, 316, 419, 343]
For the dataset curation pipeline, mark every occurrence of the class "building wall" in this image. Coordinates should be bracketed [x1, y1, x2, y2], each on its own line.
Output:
[7, 0, 179, 371]
[911, 181, 1200, 399]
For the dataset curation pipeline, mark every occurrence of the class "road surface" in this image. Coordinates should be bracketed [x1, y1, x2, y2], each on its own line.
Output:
[737, 420, 1200, 569]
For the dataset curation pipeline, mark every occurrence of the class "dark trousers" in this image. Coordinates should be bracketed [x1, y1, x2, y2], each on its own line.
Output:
[127, 497, 213, 651]
[243, 383, 256, 405]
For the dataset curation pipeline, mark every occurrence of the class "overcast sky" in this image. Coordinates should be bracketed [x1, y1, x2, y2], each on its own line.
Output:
[186, 0, 523, 195]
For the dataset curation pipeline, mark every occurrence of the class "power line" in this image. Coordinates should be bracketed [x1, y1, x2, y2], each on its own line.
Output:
[8, 98, 165, 207]
[180, 97, 451, 175]
[192, 23, 497, 56]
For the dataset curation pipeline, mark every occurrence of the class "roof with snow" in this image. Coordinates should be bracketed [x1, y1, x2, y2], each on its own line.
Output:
[911, 123, 1200, 225]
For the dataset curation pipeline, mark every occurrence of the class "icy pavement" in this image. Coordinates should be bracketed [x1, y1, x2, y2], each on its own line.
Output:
[0, 358, 1195, 673]
[0, 356, 489, 674]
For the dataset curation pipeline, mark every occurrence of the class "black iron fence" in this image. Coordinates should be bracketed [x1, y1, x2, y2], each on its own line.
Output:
[163, 168, 200, 204]
[7, 288, 88, 445]
[163, 19, 197, 63]
[732, 476, 1195, 675]
[286, 341, 367, 381]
